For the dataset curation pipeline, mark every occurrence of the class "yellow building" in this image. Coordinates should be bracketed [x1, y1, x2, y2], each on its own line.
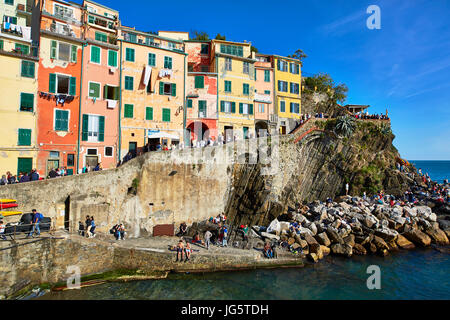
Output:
[272, 55, 302, 134]
[0, 0, 39, 176]
[211, 39, 256, 141]
[118, 27, 187, 158]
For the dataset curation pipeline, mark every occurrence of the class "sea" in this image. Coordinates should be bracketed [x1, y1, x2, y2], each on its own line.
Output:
[36, 161, 450, 300]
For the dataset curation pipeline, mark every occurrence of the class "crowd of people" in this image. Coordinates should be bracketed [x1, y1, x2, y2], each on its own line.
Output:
[0, 169, 40, 185]
[353, 112, 390, 120]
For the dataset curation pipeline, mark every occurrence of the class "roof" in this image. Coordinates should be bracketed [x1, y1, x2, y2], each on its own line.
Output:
[211, 39, 251, 47]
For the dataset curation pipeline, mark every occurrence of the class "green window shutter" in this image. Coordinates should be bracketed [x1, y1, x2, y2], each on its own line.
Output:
[91, 46, 100, 63]
[49, 73, 56, 93]
[114, 86, 120, 100]
[82, 114, 88, 141]
[98, 116, 105, 142]
[71, 45, 77, 62]
[50, 40, 57, 59]
[21, 61, 34, 78]
[0, 40, 3, 50]
[54, 109, 62, 130]
[148, 53, 155, 66]
[249, 104, 253, 115]
[146, 107, 153, 120]
[126, 48, 135, 62]
[171, 83, 176, 96]
[231, 102, 236, 113]
[89, 82, 100, 98]
[159, 82, 164, 95]
[125, 76, 133, 90]
[220, 101, 225, 112]
[162, 108, 170, 122]
[108, 50, 117, 67]
[264, 70, 270, 82]
[18, 129, 31, 146]
[61, 110, 69, 131]
[88, 15, 95, 23]
[243, 84, 249, 95]
[124, 104, 133, 118]
[187, 99, 192, 108]
[239, 103, 243, 114]
[20, 93, 34, 112]
[103, 85, 108, 99]
[195, 76, 204, 88]
[69, 77, 76, 95]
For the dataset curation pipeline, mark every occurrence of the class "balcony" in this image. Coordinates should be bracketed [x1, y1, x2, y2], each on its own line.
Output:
[1, 22, 31, 41]
[16, 4, 32, 15]
[42, 10, 82, 27]
[48, 23, 76, 38]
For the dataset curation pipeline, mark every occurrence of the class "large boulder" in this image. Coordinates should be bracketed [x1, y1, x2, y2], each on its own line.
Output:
[304, 233, 319, 246]
[326, 227, 344, 244]
[343, 234, 355, 247]
[374, 227, 399, 242]
[321, 245, 331, 256]
[315, 232, 331, 247]
[403, 229, 431, 247]
[362, 215, 378, 228]
[330, 243, 353, 257]
[307, 253, 319, 263]
[372, 236, 390, 252]
[424, 227, 449, 245]
[260, 232, 281, 241]
[309, 243, 323, 260]
[396, 234, 415, 250]
[352, 243, 367, 255]
[414, 206, 437, 222]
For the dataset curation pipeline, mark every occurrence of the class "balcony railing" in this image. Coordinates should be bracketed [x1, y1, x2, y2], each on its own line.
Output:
[17, 3, 32, 14]
[42, 10, 82, 27]
[1, 22, 31, 41]
[48, 23, 76, 38]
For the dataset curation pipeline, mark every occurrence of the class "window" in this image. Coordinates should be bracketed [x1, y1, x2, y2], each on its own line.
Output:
[49, 74, 76, 95]
[90, 46, 101, 64]
[148, 53, 156, 66]
[290, 62, 299, 74]
[243, 62, 249, 74]
[82, 115, 105, 142]
[280, 101, 286, 113]
[21, 61, 35, 78]
[164, 56, 172, 69]
[145, 107, 153, 120]
[198, 100, 207, 118]
[67, 154, 75, 166]
[239, 103, 253, 115]
[18, 129, 31, 146]
[264, 90, 270, 95]
[220, 101, 235, 113]
[224, 57, 232, 71]
[159, 82, 176, 96]
[104, 85, 119, 100]
[278, 80, 288, 92]
[108, 50, 117, 67]
[0, 40, 3, 50]
[5, 0, 14, 5]
[124, 104, 133, 118]
[201, 44, 208, 54]
[277, 59, 288, 72]
[195, 76, 204, 89]
[88, 82, 101, 98]
[124, 76, 134, 90]
[187, 99, 192, 108]
[224, 80, 231, 93]
[15, 43, 29, 55]
[290, 103, 300, 114]
[220, 44, 243, 57]
[3, 15, 17, 24]
[243, 83, 249, 95]
[95, 32, 107, 43]
[105, 147, 113, 157]
[88, 15, 95, 23]
[125, 48, 135, 62]
[50, 41, 77, 62]
[162, 108, 170, 122]
[290, 82, 300, 94]
[264, 70, 270, 82]
[258, 103, 265, 113]
[54, 109, 69, 131]
[20, 93, 34, 112]
[54, 3, 74, 19]
[87, 148, 97, 155]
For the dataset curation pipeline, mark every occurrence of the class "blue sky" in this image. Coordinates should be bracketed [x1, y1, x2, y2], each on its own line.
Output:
[98, 0, 450, 160]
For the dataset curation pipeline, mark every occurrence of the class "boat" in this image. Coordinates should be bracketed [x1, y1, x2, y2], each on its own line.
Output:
[0, 203, 18, 209]
[0, 199, 16, 204]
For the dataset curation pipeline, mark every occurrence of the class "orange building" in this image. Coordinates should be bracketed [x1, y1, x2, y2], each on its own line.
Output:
[78, 0, 120, 171]
[36, 0, 83, 176]
[184, 40, 218, 144]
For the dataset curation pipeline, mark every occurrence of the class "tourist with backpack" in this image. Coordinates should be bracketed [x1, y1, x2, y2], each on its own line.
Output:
[27, 209, 43, 238]
[88, 216, 96, 238]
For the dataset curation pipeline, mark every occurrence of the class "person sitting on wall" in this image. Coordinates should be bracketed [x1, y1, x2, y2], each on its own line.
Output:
[78, 221, 85, 237]
[191, 232, 205, 246]
[184, 243, 192, 262]
[175, 239, 185, 262]
[176, 222, 187, 237]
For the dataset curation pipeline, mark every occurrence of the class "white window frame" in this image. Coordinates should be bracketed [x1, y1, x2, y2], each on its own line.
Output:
[53, 108, 70, 132]
[224, 101, 231, 113]
[243, 62, 249, 74]
[242, 103, 249, 115]
[225, 58, 232, 71]
[90, 45, 101, 65]
[86, 114, 101, 142]
[104, 146, 114, 157]
[54, 73, 71, 95]
[88, 81, 102, 99]
[54, 39, 73, 62]
[259, 103, 264, 113]
[53, 2, 74, 19]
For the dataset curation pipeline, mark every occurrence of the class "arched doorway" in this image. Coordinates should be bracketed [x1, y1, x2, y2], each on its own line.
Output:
[187, 121, 210, 144]
[255, 121, 269, 137]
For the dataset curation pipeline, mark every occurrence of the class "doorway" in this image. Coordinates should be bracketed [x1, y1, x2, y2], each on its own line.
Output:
[224, 126, 233, 142]
[46, 159, 59, 176]
[129, 141, 137, 157]
[17, 157, 33, 176]
[86, 156, 98, 168]
[64, 196, 70, 231]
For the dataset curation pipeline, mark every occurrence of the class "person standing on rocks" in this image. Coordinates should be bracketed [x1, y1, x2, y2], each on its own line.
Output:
[204, 230, 212, 250]
[345, 183, 349, 195]
[222, 226, 228, 247]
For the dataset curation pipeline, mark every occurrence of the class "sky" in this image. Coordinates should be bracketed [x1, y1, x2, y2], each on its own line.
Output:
[95, 0, 449, 160]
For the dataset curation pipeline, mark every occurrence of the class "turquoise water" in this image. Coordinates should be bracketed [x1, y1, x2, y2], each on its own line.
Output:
[38, 161, 450, 300]
[39, 248, 449, 300]
[410, 160, 450, 183]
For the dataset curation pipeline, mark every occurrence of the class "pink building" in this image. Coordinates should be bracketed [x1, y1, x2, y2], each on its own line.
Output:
[78, 1, 120, 171]
[254, 54, 275, 135]
[185, 40, 218, 144]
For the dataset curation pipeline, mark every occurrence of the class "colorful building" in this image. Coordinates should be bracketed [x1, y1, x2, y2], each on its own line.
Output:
[211, 39, 256, 141]
[36, 0, 84, 176]
[78, 0, 120, 171]
[0, 0, 39, 176]
[272, 54, 302, 134]
[254, 53, 274, 135]
[118, 27, 187, 157]
[184, 40, 218, 144]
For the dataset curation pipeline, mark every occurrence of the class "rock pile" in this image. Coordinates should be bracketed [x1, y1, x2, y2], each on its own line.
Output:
[253, 195, 449, 262]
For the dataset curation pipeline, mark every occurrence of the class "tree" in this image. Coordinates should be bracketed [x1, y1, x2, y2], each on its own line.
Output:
[304, 72, 348, 103]
[288, 49, 307, 63]
[215, 33, 226, 40]
[191, 31, 210, 41]
[251, 45, 258, 53]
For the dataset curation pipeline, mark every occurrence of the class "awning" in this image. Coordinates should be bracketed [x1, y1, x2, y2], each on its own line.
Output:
[147, 130, 180, 140]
